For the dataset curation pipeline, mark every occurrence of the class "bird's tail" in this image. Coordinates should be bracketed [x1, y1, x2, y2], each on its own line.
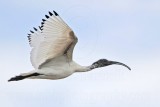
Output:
[8, 72, 41, 82]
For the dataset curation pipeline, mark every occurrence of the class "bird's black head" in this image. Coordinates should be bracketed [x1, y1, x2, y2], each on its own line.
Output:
[91, 59, 131, 70]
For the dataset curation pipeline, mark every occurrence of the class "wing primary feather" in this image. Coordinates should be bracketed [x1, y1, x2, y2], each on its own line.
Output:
[27, 35, 30, 38]
[33, 27, 37, 31]
[39, 26, 42, 30]
[49, 11, 53, 16]
[41, 22, 44, 25]
[42, 19, 46, 22]
[27, 35, 31, 42]
[53, 11, 58, 16]
[30, 30, 34, 33]
[45, 15, 49, 19]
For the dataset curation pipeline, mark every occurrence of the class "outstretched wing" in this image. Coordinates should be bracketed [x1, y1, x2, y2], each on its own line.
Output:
[27, 11, 78, 69]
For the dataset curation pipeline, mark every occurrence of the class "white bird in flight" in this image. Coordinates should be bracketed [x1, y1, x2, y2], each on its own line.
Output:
[8, 11, 131, 82]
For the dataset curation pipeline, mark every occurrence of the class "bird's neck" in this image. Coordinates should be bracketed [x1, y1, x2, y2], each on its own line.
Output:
[75, 66, 92, 72]
[72, 62, 92, 72]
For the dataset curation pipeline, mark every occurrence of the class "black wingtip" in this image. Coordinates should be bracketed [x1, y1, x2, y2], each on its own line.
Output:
[41, 22, 44, 25]
[45, 15, 49, 19]
[42, 19, 46, 22]
[30, 30, 34, 33]
[39, 26, 42, 30]
[53, 11, 58, 16]
[27, 36, 31, 42]
[27, 35, 31, 38]
[33, 27, 37, 31]
[49, 11, 53, 16]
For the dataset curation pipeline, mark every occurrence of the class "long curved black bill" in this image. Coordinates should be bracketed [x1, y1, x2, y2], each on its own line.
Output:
[110, 61, 131, 70]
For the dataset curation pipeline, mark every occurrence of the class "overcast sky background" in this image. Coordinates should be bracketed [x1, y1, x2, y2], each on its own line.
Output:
[0, 0, 160, 107]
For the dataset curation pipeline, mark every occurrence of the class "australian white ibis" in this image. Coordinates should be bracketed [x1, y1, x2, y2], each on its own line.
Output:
[8, 11, 131, 82]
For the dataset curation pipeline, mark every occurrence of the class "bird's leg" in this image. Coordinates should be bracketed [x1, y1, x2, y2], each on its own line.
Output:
[8, 72, 42, 82]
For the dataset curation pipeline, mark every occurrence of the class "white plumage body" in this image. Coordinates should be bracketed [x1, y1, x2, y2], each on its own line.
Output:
[31, 56, 89, 80]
